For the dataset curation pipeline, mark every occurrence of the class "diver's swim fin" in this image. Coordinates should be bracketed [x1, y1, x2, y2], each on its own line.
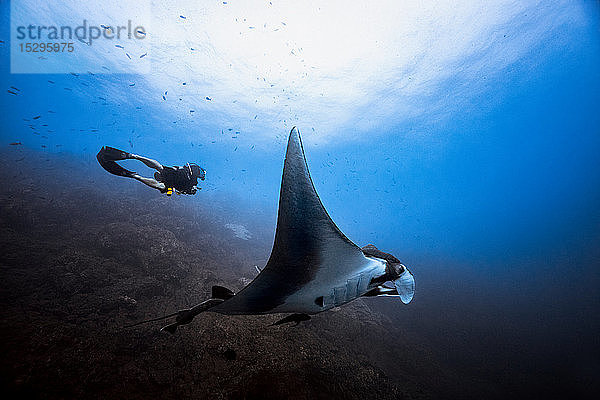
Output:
[97, 146, 135, 178]
[100, 146, 130, 160]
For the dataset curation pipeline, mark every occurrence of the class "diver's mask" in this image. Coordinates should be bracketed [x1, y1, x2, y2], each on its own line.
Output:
[185, 163, 206, 181]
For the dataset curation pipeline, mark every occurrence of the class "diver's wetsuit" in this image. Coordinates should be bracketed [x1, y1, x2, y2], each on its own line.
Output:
[97, 146, 205, 195]
[155, 166, 201, 195]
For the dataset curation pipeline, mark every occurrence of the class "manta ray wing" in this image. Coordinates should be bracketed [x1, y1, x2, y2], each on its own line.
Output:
[213, 128, 385, 315]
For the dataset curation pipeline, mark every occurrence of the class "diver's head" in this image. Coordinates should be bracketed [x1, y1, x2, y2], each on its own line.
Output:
[185, 163, 206, 181]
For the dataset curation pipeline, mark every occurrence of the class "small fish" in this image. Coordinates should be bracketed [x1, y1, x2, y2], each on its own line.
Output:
[136, 30, 146, 36]
[206, 96, 212, 101]
[9, 142, 22, 145]
[128, 139, 133, 148]
[189, 110, 195, 113]
[115, 44, 124, 49]
[223, 2, 227, 4]
[126, 53, 131, 59]
[162, 95, 166, 100]
[139, 53, 147, 58]
[182, 82, 186, 85]
[180, 15, 186, 19]
[165, 90, 168, 95]
[10, 86, 19, 91]
[41, 145, 47, 148]
[249, 26, 255, 29]
[98, 96, 107, 101]
[129, 83, 135, 87]
[7, 90, 17, 95]
[70, 72, 79, 76]
[33, 115, 41, 120]
[64, 87, 72, 91]
[48, 80, 55, 84]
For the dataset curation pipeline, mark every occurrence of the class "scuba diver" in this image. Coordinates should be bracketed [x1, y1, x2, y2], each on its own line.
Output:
[97, 146, 205, 195]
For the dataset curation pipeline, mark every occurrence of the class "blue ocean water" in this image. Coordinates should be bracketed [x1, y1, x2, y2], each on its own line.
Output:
[3, 1, 599, 267]
[1, 1, 599, 397]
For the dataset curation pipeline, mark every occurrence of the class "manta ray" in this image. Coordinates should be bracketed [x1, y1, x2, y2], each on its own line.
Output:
[130, 127, 415, 333]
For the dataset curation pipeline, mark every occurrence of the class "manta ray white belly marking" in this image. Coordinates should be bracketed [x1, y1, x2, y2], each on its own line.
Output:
[320, 258, 387, 309]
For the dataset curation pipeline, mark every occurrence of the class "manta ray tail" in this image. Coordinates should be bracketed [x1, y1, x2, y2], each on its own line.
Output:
[159, 296, 231, 334]
[127, 287, 235, 333]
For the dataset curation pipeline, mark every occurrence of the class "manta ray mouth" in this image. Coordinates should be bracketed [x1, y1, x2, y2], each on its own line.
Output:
[394, 268, 415, 304]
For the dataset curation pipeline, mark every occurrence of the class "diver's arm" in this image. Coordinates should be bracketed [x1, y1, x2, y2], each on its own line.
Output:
[131, 174, 166, 192]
